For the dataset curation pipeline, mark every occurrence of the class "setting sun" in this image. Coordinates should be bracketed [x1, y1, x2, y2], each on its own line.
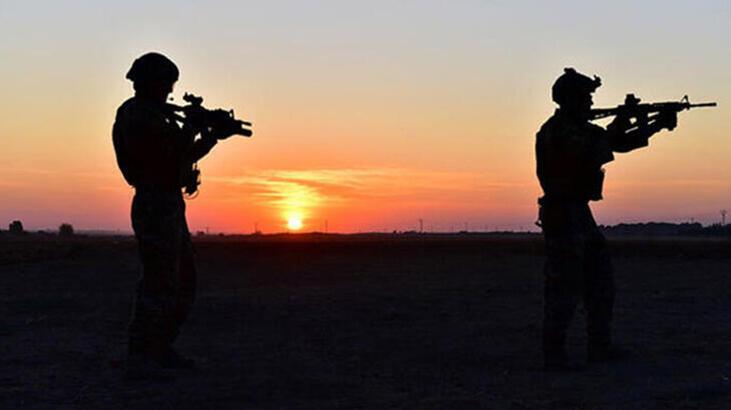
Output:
[287, 216, 303, 231]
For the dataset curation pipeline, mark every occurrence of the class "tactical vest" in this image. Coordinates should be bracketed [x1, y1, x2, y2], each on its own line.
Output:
[536, 112, 614, 201]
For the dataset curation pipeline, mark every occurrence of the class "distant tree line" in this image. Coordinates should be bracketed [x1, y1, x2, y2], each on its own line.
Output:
[1, 220, 729, 238]
[1, 220, 77, 237]
[600, 222, 731, 237]
[8, 220, 24, 234]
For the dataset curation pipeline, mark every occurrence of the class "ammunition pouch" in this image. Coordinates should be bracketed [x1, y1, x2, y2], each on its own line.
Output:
[587, 168, 605, 201]
[183, 165, 201, 196]
[537, 196, 591, 232]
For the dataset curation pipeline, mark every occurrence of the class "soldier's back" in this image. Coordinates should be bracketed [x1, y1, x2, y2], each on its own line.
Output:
[112, 97, 186, 189]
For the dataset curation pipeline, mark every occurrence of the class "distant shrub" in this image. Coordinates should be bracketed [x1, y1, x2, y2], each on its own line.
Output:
[59, 223, 74, 237]
[9, 220, 24, 234]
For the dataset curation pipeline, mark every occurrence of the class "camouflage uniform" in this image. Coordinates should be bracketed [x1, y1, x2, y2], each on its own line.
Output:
[536, 109, 648, 360]
[113, 96, 208, 361]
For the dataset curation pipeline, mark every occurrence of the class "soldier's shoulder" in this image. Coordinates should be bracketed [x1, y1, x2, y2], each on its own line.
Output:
[116, 97, 137, 113]
[116, 97, 155, 115]
[115, 97, 145, 122]
[115, 97, 167, 125]
[537, 114, 562, 138]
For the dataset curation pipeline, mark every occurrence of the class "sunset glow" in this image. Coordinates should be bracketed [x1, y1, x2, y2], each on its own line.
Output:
[287, 216, 303, 231]
[1, 1, 729, 233]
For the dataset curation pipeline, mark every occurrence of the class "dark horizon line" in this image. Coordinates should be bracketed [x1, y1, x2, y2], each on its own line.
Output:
[3, 220, 730, 238]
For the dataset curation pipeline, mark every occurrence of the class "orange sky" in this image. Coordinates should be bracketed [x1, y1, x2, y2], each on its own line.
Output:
[1, 1, 729, 233]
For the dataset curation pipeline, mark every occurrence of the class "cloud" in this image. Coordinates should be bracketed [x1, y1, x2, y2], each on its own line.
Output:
[207, 167, 533, 215]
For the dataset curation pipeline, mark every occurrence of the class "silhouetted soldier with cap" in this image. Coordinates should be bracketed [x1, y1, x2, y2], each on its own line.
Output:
[536, 68, 678, 371]
[113, 52, 236, 380]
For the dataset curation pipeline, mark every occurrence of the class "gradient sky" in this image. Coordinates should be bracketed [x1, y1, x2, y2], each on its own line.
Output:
[1, 1, 728, 233]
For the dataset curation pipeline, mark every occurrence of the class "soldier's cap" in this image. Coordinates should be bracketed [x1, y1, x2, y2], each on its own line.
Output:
[552, 67, 601, 104]
[126, 52, 179, 83]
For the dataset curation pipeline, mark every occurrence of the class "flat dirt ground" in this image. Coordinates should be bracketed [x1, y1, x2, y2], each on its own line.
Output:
[1, 234, 730, 409]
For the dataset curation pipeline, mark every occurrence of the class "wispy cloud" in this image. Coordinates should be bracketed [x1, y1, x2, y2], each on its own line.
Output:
[207, 167, 532, 213]
[7, 167, 123, 193]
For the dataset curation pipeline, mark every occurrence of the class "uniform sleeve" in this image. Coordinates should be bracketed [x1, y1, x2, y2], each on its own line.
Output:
[606, 121, 649, 153]
[588, 125, 615, 167]
[188, 137, 218, 163]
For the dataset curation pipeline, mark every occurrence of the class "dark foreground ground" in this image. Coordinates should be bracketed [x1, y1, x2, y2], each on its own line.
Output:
[1, 234, 730, 409]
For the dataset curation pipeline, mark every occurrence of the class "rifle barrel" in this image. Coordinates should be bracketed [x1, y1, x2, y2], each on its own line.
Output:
[690, 102, 717, 108]
[590, 100, 717, 120]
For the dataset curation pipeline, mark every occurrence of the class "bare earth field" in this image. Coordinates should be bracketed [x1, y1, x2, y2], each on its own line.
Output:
[1, 234, 730, 409]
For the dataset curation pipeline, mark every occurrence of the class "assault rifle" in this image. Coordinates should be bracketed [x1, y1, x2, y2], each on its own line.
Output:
[168, 93, 253, 138]
[166, 93, 253, 196]
[590, 94, 716, 124]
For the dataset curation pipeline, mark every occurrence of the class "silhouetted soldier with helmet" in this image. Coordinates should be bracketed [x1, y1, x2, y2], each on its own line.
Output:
[536, 68, 678, 371]
[113, 52, 236, 380]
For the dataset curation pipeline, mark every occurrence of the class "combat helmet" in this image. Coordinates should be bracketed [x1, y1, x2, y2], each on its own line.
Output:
[552, 67, 601, 105]
[126, 52, 179, 83]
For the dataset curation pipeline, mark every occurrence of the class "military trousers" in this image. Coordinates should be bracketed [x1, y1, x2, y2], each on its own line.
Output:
[539, 199, 614, 357]
[128, 189, 196, 359]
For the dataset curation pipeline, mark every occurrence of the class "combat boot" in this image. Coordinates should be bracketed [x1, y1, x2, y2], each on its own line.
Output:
[157, 348, 197, 370]
[543, 347, 584, 372]
[587, 344, 632, 364]
[124, 354, 177, 381]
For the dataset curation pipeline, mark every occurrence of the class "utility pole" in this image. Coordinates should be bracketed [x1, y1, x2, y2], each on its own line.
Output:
[721, 210, 728, 226]
[418, 218, 424, 233]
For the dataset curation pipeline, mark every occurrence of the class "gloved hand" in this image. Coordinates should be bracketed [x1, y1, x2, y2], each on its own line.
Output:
[657, 110, 678, 131]
[201, 124, 238, 141]
[212, 122, 241, 140]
